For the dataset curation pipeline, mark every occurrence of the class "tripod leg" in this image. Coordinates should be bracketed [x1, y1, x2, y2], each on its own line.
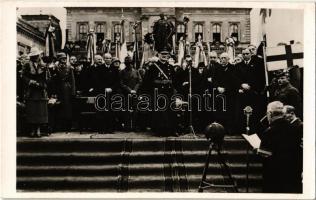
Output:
[198, 143, 213, 192]
[246, 145, 249, 192]
[217, 149, 238, 192]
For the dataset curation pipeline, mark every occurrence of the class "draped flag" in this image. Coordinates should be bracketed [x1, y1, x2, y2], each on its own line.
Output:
[259, 9, 272, 97]
[194, 41, 201, 67]
[206, 41, 211, 63]
[86, 29, 96, 65]
[177, 37, 185, 65]
[266, 44, 303, 71]
[101, 38, 111, 54]
[133, 41, 140, 67]
[185, 41, 191, 57]
[194, 35, 207, 67]
[119, 20, 128, 64]
[140, 43, 155, 68]
[45, 23, 56, 58]
[259, 8, 272, 42]
[172, 34, 176, 56]
[225, 37, 235, 63]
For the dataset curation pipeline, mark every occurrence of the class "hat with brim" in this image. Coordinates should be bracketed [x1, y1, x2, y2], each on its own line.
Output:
[112, 57, 121, 63]
[159, 50, 170, 55]
[28, 47, 43, 57]
[57, 52, 67, 60]
[198, 62, 205, 68]
[274, 69, 289, 78]
[158, 46, 171, 55]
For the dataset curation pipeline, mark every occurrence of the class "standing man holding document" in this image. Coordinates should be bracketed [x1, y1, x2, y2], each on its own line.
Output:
[253, 101, 302, 193]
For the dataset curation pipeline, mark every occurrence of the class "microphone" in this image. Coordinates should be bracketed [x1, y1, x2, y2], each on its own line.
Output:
[243, 106, 253, 115]
[243, 106, 253, 133]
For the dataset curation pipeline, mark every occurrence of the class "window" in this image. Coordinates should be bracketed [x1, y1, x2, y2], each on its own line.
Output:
[212, 24, 221, 42]
[176, 24, 185, 42]
[230, 24, 239, 41]
[95, 23, 106, 48]
[194, 24, 203, 42]
[17, 43, 31, 55]
[78, 23, 88, 41]
[113, 24, 121, 42]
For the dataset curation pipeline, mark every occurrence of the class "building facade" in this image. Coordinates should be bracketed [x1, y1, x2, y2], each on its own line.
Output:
[17, 17, 45, 56]
[21, 14, 63, 51]
[65, 7, 251, 57]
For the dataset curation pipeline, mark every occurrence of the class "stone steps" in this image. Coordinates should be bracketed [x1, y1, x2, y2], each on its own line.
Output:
[16, 136, 262, 192]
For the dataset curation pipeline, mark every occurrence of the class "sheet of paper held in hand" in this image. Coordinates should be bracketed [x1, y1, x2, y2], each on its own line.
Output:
[242, 133, 261, 149]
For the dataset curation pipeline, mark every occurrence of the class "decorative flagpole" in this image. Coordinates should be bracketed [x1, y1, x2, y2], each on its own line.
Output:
[263, 41, 270, 98]
[260, 9, 272, 99]
[183, 16, 189, 57]
[115, 34, 120, 58]
[132, 21, 140, 68]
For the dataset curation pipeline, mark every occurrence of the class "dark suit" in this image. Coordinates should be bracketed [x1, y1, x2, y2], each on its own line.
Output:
[91, 64, 120, 95]
[260, 117, 303, 193]
[174, 66, 208, 131]
[212, 63, 240, 133]
[204, 62, 220, 92]
[235, 58, 267, 133]
[90, 63, 120, 132]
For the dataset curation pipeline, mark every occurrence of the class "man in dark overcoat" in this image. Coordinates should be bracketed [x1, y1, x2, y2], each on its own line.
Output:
[283, 105, 303, 193]
[91, 54, 120, 133]
[120, 56, 142, 130]
[235, 48, 266, 134]
[211, 52, 240, 134]
[203, 51, 220, 126]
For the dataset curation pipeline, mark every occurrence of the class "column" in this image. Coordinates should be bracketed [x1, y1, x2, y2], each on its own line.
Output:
[205, 21, 211, 42]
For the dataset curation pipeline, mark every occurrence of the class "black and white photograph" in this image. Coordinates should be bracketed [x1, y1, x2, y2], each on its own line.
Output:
[1, 1, 315, 199]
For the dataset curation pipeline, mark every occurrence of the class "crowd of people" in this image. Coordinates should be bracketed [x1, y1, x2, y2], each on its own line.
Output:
[16, 43, 304, 193]
[16, 44, 303, 138]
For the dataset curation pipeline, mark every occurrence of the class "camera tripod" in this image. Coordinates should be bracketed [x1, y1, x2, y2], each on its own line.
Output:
[198, 141, 238, 192]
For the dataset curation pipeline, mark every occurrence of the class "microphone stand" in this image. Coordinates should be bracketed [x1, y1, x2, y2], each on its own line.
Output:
[188, 62, 196, 138]
[182, 16, 196, 138]
[243, 106, 253, 193]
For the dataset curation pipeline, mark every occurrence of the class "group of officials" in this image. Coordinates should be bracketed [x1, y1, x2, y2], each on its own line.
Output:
[17, 43, 303, 193]
[17, 43, 302, 137]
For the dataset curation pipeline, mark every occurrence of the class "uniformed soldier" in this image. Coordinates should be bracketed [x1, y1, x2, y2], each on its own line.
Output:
[120, 56, 142, 130]
[55, 52, 76, 133]
[273, 71, 302, 119]
[143, 48, 177, 136]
